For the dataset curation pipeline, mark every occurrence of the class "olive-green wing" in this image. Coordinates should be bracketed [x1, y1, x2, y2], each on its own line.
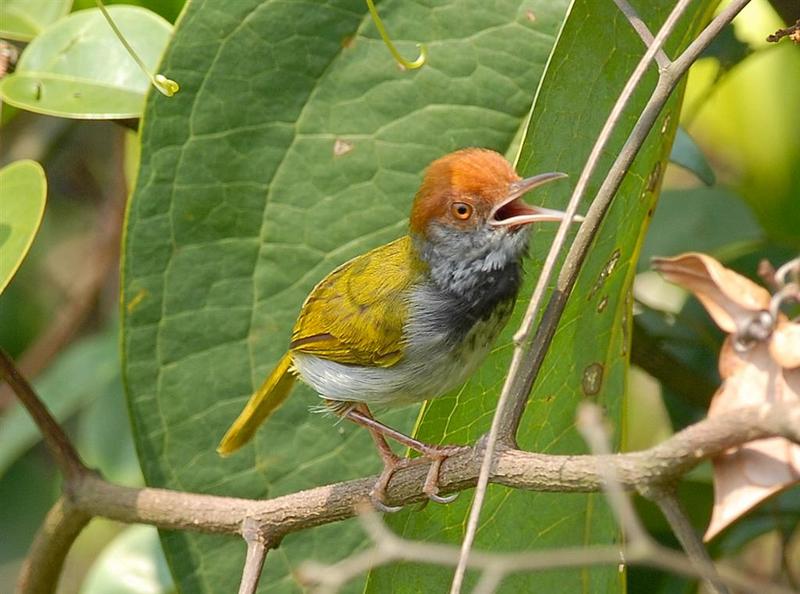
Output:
[290, 236, 425, 367]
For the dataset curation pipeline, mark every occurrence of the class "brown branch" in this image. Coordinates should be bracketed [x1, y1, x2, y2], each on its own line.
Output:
[58, 403, 799, 541]
[0, 349, 86, 480]
[16, 497, 91, 594]
[238, 518, 274, 594]
[766, 19, 800, 43]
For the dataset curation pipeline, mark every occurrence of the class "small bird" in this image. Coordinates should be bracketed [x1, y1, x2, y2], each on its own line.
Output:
[218, 148, 575, 510]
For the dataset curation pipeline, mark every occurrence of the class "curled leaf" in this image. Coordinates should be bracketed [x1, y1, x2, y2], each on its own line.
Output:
[652, 252, 771, 333]
[655, 253, 800, 540]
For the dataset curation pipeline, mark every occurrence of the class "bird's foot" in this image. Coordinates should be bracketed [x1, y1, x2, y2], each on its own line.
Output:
[369, 454, 412, 513]
[415, 444, 470, 504]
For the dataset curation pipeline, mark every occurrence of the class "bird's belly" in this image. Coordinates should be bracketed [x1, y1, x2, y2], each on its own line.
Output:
[291, 300, 513, 405]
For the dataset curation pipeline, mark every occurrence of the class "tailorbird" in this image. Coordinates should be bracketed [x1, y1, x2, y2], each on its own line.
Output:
[218, 148, 576, 510]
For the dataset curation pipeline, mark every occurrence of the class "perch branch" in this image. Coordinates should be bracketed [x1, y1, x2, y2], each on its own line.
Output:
[59, 403, 800, 541]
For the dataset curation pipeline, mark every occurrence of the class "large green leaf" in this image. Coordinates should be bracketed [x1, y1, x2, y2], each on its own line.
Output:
[122, 0, 571, 591]
[0, 0, 71, 42]
[0, 160, 46, 294]
[0, 6, 172, 119]
[367, 1, 716, 592]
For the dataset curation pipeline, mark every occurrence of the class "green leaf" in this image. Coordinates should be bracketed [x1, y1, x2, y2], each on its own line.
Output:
[0, 0, 72, 42]
[367, 2, 716, 592]
[82, 525, 176, 594]
[638, 185, 762, 269]
[122, 0, 572, 591]
[0, 6, 172, 119]
[669, 127, 716, 185]
[0, 160, 46, 294]
[0, 329, 120, 477]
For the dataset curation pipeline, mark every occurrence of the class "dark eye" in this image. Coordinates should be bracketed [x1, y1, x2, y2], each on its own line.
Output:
[451, 202, 473, 220]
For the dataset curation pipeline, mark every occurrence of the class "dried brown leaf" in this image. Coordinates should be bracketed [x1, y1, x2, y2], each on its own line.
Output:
[652, 253, 771, 333]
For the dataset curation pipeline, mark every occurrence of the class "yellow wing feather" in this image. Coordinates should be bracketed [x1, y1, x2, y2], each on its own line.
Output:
[290, 236, 424, 367]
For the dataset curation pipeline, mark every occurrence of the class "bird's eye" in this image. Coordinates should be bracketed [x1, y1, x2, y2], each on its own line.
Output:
[451, 202, 473, 220]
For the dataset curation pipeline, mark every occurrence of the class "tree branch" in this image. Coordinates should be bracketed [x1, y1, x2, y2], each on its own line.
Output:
[57, 403, 798, 541]
[0, 349, 86, 480]
[16, 497, 91, 594]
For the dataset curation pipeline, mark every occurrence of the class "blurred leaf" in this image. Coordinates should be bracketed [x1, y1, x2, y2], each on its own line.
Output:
[699, 22, 751, 71]
[122, 0, 575, 591]
[682, 2, 800, 246]
[72, 0, 186, 23]
[0, 6, 172, 119]
[369, 2, 716, 592]
[0, 328, 119, 477]
[82, 525, 175, 594]
[0, 160, 47, 294]
[0, 452, 61, 572]
[669, 127, 716, 186]
[76, 360, 142, 486]
[0, 0, 72, 42]
[638, 186, 762, 271]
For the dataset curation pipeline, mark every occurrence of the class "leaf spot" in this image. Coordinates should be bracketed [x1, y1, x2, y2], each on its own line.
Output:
[581, 362, 604, 396]
[333, 139, 354, 157]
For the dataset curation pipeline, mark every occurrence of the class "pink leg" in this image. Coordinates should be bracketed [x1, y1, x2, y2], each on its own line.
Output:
[340, 403, 467, 508]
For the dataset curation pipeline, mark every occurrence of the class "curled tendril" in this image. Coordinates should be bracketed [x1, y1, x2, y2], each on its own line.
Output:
[95, 0, 180, 97]
[366, 0, 427, 70]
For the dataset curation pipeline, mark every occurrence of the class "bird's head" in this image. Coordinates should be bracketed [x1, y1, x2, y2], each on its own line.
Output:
[410, 149, 575, 275]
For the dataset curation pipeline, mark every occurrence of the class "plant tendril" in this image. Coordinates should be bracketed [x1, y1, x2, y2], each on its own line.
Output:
[366, 0, 427, 70]
[95, 0, 179, 96]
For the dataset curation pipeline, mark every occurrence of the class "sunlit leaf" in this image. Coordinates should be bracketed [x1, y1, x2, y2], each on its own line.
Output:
[0, 6, 172, 119]
[0, 160, 46, 294]
[0, 0, 72, 42]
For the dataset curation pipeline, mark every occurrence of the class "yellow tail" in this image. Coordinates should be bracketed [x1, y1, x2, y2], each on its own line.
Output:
[217, 353, 296, 456]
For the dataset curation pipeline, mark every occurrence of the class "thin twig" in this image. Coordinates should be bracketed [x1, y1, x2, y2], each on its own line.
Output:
[15, 497, 91, 594]
[452, 1, 698, 590]
[0, 349, 86, 479]
[296, 510, 794, 594]
[576, 403, 650, 547]
[238, 518, 272, 594]
[649, 489, 730, 594]
[612, 0, 672, 69]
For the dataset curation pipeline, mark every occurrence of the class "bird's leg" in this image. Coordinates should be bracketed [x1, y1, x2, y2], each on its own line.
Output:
[343, 403, 467, 505]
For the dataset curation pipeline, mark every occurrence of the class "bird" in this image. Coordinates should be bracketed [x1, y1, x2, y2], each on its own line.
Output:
[217, 147, 576, 511]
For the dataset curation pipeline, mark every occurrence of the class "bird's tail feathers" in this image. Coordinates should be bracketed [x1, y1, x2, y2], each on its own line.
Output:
[217, 353, 296, 456]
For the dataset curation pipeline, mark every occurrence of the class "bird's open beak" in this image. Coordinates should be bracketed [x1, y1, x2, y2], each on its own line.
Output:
[489, 172, 581, 228]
